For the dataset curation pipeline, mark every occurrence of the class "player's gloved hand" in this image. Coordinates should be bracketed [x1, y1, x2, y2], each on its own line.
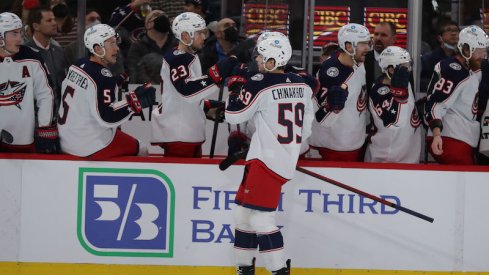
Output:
[326, 84, 348, 113]
[227, 131, 249, 156]
[227, 75, 246, 92]
[203, 100, 225, 122]
[208, 56, 239, 84]
[126, 83, 156, 113]
[35, 125, 60, 154]
[298, 72, 320, 94]
[390, 66, 409, 103]
[116, 72, 129, 86]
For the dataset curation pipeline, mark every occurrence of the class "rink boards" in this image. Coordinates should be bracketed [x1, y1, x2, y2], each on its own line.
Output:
[1, 155, 489, 274]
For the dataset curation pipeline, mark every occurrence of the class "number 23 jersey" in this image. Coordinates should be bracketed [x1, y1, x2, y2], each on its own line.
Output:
[225, 72, 314, 180]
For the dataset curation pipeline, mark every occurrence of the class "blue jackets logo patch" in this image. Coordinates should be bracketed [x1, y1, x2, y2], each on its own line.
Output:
[77, 168, 175, 257]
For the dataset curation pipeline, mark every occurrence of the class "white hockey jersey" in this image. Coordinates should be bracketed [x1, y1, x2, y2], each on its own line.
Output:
[151, 49, 219, 144]
[225, 72, 314, 180]
[58, 58, 133, 156]
[0, 45, 55, 145]
[309, 54, 368, 151]
[365, 81, 421, 163]
[424, 57, 480, 147]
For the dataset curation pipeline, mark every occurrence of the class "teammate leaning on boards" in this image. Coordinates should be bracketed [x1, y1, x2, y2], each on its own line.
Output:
[0, 12, 59, 153]
[150, 12, 238, 157]
[57, 24, 156, 159]
[222, 35, 313, 275]
[309, 23, 371, 162]
[424, 25, 488, 165]
[365, 46, 422, 163]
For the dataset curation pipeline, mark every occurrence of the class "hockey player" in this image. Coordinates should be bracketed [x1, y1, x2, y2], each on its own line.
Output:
[151, 12, 238, 157]
[424, 25, 488, 165]
[225, 35, 314, 275]
[364, 46, 421, 163]
[0, 12, 59, 153]
[309, 23, 371, 161]
[57, 24, 156, 159]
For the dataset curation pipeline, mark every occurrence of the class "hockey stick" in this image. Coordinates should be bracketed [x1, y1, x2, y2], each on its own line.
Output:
[219, 153, 434, 223]
[295, 166, 434, 223]
[219, 150, 247, 170]
[209, 84, 225, 158]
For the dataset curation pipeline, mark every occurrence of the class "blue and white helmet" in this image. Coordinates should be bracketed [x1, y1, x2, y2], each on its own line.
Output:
[256, 30, 288, 44]
[84, 24, 116, 55]
[457, 25, 488, 59]
[256, 35, 292, 71]
[172, 12, 206, 41]
[337, 23, 371, 54]
[0, 12, 22, 41]
[379, 46, 412, 73]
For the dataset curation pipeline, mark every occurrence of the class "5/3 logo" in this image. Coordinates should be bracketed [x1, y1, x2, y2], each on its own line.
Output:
[77, 168, 175, 257]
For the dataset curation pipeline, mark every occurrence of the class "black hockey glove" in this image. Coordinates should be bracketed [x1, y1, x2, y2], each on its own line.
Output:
[116, 72, 129, 86]
[208, 56, 239, 84]
[227, 131, 249, 156]
[326, 84, 348, 113]
[390, 66, 409, 103]
[298, 72, 320, 94]
[126, 83, 156, 113]
[35, 125, 60, 154]
[203, 100, 225, 122]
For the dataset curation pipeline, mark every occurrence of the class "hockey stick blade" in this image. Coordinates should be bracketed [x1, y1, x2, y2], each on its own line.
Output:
[1, 130, 13, 144]
[219, 150, 247, 171]
[296, 166, 434, 223]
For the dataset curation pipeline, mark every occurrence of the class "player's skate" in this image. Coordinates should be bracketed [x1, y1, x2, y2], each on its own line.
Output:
[236, 257, 255, 275]
[271, 259, 290, 275]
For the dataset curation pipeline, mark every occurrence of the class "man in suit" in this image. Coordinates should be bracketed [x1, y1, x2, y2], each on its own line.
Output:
[365, 22, 397, 95]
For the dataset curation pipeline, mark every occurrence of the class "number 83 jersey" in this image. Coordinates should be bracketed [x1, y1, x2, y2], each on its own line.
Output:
[225, 72, 314, 180]
[424, 56, 481, 147]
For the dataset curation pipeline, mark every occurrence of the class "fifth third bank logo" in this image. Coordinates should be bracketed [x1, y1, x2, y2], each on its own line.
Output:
[77, 168, 175, 257]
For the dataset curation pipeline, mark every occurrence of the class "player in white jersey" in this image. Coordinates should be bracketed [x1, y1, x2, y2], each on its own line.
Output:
[0, 12, 59, 153]
[150, 12, 238, 157]
[424, 25, 488, 165]
[310, 23, 370, 161]
[57, 24, 156, 159]
[364, 46, 421, 163]
[224, 35, 313, 275]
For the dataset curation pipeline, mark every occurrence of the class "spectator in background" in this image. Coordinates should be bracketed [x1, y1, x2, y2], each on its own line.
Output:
[25, 6, 67, 112]
[108, 0, 151, 69]
[151, 0, 184, 20]
[50, 0, 77, 48]
[365, 22, 396, 95]
[127, 10, 176, 84]
[420, 19, 459, 94]
[183, 0, 209, 23]
[199, 17, 241, 73]
[424, 25, 487, 165]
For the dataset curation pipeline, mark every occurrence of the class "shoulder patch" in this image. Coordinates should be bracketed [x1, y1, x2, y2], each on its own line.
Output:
[326, 67, 339, 77]
[377, 86, 390, 95]
[449, 62, 461, 71]
[251, 73, 264, 81]
[101, 68, 113, 77]
[173, 49, 185, 55]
